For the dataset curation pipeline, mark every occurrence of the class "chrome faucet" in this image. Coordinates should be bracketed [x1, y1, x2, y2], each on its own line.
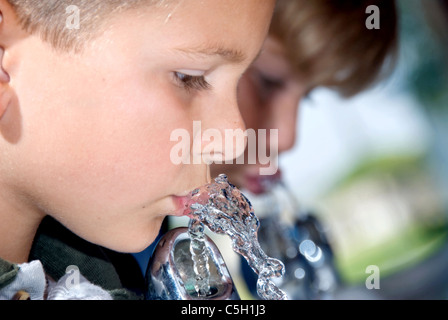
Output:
[293, 212, 341, 299]
[145, 227, 240, 300]
[242, 180, 341, 300]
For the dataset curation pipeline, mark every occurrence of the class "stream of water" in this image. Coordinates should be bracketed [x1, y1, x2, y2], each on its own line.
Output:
[185, 174, 288, 300]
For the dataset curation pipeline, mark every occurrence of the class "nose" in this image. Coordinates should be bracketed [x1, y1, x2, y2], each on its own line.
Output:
[265, 94, 300, 154]
[276, 106, 298, 154]
[194, 89, 247, 165]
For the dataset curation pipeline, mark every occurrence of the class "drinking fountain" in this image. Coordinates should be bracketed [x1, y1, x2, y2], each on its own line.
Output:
[145, 227, 240, 300]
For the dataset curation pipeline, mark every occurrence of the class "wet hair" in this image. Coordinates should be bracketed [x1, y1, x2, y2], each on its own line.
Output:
[270, 0, 398, 97]
[6, 0, 165, 52]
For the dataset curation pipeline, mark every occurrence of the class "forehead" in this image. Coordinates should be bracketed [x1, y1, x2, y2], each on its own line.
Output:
[82, 0, 274, 70]
[150, 0, 275, 61]
[254, 37, 291, 74]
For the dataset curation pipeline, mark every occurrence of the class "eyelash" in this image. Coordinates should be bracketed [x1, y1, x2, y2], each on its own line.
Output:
[174, 72, 212, 92]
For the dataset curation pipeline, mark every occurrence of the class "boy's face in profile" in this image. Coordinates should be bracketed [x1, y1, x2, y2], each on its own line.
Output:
[1, 0, 275, 253]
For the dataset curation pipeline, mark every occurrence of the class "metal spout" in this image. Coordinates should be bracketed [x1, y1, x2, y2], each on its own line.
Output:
[145, 227, 240, 300]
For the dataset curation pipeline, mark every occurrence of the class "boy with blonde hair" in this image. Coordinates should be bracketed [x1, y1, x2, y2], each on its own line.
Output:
[0, 0, 275, 300]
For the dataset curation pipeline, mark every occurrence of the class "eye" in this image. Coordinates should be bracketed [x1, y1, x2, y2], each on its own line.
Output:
[248, 68, 285, 93]
[174, 72, 212, 92]
[258, 74, 285, 91]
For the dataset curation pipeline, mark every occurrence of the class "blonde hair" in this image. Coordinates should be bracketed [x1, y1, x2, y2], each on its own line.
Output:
[6, 0, 165, 52]
[270, 0, 398, 97]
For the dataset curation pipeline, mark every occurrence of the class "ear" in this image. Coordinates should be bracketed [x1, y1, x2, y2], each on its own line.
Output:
[0, 0, 26, 119]
[0, 44, 10, 119]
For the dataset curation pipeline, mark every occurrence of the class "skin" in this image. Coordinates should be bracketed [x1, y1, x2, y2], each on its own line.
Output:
[0, 0, 275, 263]
[211, 36, 309, 193]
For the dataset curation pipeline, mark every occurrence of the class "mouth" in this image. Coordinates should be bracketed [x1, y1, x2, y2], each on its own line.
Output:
[244, 168, 282, 195]
[170, 195, 191, 217]
[171, 183, 212, 218]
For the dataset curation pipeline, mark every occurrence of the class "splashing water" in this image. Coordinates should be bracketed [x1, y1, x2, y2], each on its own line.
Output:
[185, 174, 288, 300]
[188, 218, 211, 296]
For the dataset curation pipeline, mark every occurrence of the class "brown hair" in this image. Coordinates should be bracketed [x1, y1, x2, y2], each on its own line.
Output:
[270, 0, 398, 97]
[6, 0, 164, 52]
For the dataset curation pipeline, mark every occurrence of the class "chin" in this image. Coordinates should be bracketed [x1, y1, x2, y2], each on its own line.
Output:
[108, 234, 158, 254]
[102, 220, 163, 254]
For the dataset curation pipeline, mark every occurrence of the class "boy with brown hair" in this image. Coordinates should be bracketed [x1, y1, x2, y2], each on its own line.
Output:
[212, 0, 398, 191]
[0, 0, 275, 300]
[210, 0, 398, 299]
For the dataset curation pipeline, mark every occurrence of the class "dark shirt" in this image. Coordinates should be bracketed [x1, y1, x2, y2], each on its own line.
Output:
[28, 216, 146, 299]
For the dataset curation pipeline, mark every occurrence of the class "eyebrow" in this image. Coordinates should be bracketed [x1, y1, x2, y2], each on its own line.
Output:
[173, 44, 248, 64]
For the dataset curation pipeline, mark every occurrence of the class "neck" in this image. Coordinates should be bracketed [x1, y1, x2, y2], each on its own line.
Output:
[0, 188, 44, 264]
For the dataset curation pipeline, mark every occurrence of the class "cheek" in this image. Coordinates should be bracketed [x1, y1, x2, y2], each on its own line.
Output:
[20, 83, 188, 212]
[69, 93, 186, 201]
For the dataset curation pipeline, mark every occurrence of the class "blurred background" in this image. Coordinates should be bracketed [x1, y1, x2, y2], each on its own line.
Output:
[167, 0, 448, 300]
[278, 0, 448, 299]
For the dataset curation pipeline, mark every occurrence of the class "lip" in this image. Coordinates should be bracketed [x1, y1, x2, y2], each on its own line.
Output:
[170, 195, 191, 217]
